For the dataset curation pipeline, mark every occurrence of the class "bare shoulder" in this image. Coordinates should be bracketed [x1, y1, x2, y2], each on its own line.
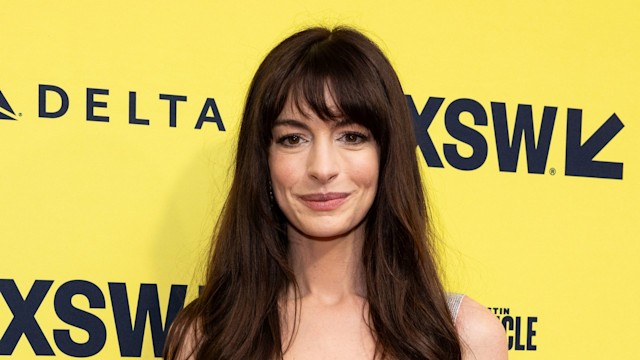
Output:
[456, 296, 508, 360]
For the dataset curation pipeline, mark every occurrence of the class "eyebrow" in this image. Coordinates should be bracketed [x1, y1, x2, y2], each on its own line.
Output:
[273, 118, 357, 130]
[272, 119, 310, 131]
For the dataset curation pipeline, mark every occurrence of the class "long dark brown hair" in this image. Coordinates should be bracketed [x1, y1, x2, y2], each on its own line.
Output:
[164, 26, 461, 360]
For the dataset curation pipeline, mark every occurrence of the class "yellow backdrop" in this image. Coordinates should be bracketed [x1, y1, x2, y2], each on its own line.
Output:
[1, 1, 638, 359]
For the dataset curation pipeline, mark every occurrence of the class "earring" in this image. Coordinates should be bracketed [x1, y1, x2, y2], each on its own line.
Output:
[268, 180, 275, 205]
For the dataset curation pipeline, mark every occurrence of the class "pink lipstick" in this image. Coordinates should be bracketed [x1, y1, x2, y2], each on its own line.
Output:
[299, 192, 350, 211]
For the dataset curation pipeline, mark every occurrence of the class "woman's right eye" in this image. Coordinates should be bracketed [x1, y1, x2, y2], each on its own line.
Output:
[276, 134, 306, 147]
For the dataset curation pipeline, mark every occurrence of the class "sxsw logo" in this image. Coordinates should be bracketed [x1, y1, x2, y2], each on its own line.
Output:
[0, 279, 189, 358]
[407, 95, 625, 180]
[0, 90, 17, 120]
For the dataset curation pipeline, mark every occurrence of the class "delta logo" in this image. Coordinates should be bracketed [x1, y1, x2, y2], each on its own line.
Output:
[0, 90, 17, 120]
[0, 84, 226, 130]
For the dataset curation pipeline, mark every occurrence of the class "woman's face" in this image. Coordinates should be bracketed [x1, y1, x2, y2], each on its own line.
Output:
[268, 93, 379, 240]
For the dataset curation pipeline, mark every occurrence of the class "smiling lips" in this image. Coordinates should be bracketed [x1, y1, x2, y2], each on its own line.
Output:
[299, 192, 350, 211]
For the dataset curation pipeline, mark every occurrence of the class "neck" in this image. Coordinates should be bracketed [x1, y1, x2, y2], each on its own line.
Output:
[287, 224, 366, 304]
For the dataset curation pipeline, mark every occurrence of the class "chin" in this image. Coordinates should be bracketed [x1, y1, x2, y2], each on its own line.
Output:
[288, 219, 365, 241]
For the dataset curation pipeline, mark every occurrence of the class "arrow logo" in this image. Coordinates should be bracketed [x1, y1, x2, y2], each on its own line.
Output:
[0, 90, 17, 120]
[565, 109, 624, 179]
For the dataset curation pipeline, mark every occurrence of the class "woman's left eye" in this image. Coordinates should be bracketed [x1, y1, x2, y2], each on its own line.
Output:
[339, 132, 368, 144]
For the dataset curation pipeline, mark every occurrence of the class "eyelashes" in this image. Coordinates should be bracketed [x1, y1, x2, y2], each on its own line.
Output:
[339, 131, 368, 144]
[275, 131, 370, 148]
[276, 134, 306, 147]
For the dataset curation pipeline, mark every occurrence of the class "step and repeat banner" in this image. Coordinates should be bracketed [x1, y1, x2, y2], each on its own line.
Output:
[1, 1, 638, 359]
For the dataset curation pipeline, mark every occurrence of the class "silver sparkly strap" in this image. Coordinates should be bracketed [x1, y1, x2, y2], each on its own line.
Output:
[446, 293, 465, 323]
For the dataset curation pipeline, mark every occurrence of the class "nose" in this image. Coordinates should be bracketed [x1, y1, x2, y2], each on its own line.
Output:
[307, 139, 339, 183]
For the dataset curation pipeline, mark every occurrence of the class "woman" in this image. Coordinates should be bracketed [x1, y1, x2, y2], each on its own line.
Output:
[164, 26, 507, 359]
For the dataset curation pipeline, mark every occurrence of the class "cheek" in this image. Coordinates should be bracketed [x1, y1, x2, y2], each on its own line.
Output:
[268, 153, 300, 192]
[348, 151, 380, 188]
